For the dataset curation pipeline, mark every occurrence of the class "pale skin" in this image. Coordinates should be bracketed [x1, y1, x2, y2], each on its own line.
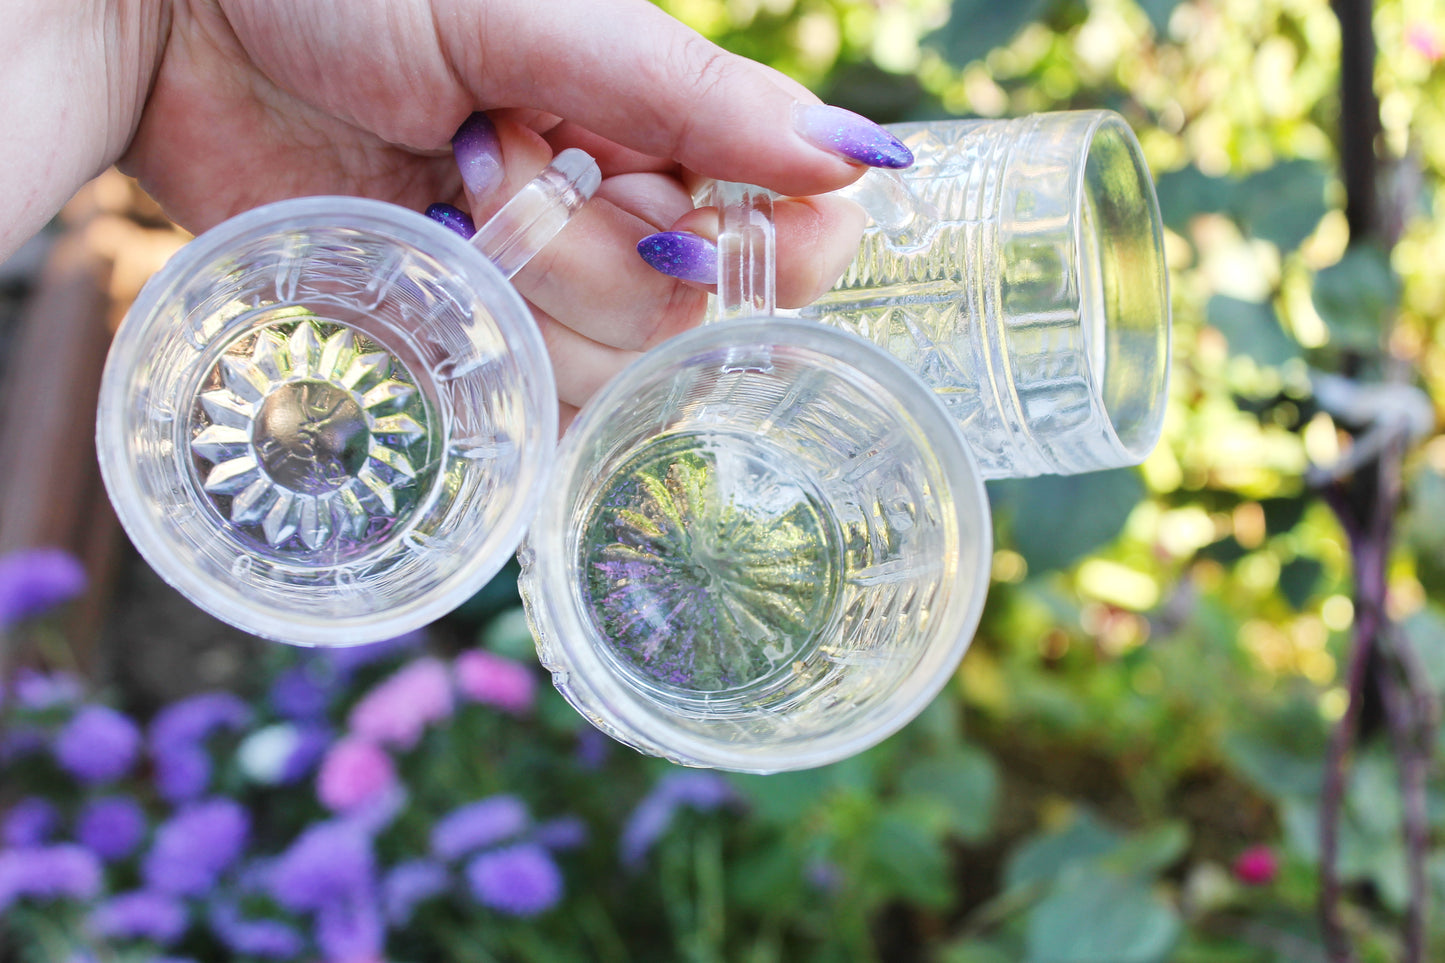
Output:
[1, 0, 868, 425]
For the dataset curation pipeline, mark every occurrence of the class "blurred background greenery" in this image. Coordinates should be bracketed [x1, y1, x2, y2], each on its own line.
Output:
[638, 0, 1445, 959]
[3, 0, 1444, 961]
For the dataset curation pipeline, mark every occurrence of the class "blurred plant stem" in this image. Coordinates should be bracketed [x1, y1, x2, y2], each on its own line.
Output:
[1313, 1, 1439, 959]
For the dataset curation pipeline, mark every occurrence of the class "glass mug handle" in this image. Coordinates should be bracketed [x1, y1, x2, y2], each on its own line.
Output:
[474, 148, 600, 278]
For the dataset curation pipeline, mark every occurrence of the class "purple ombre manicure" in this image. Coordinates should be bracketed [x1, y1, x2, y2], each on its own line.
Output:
[425, 203, 477, 240]
[452, 113, 504, 197]
[636, 232, 718, 285]
[793, 104, 913, 169]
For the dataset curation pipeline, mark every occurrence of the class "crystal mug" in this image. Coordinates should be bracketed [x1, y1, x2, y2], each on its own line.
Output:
[519, 184, 993, 773]
[716, 109, 1172, 480]
[96, 152, 600, 646]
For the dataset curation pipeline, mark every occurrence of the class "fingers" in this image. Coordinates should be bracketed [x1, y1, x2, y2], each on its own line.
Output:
[638, 194, 867, 308]
[531, 307, 640, 409]
[443, 0, 910, 197]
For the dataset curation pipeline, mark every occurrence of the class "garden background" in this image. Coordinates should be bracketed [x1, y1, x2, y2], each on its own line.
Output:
[1, 0, 1443, 960]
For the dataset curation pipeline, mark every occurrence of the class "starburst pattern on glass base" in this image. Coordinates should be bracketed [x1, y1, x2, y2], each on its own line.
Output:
[189, 311, 436, 558]
[580, 433, 841, 695]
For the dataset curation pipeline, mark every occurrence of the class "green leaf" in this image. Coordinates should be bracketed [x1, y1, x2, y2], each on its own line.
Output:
[1206, 296, 1300, 366]
[867, 811, 953, 908]
[729, 768, 835, 824]
[1153, 166, 1233, 234]
[1259, 496, 1308, 535]
[898, 745, 1001, 842]
[1278, 557, 1324, 610]
[1105, 822, 1190, 878]
[1005, 809, 1124, 891]
[1403, 606, 1445, 695]
[1230, 160, 1330, 251]
[1025, 867, 1181, 963]
[929, 0, 1056, 69]
[941, 940, 1017, 963]
[478, 606, 537, 660]
[989, 469, 1145, 573]
[1312, 244, 1399, 350]
[1135, 0, 1183, 34]
[1221, 732, 1324, 799]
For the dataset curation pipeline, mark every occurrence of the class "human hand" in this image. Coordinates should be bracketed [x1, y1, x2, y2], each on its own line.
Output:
[114, 0, 909, 421]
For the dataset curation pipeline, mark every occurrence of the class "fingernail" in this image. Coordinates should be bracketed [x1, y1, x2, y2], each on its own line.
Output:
[452, 112, 504, 197]
[425, 202, 477, 239]
[793, 104, 912, 169]
[637, 232, 717, 285]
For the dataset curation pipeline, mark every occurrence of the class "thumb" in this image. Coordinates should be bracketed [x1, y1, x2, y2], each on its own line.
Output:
[444, 0, 910, 197]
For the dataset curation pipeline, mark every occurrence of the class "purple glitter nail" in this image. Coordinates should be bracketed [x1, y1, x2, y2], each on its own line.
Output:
[793, 104, 913, 169]
[636, 232, 718, 285]
[452, 113, 504, 197]
[425, 203, 477, 240]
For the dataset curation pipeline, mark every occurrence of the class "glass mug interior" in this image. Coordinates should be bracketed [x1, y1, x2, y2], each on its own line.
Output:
[97, 197, 557, 645]
[520, 319, 991, 773]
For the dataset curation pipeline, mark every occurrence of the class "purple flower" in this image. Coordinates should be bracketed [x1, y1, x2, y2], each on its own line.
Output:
[323, 630, 424, 674]
[269, 821, 374, 912]
[89, 890, 188, 945]
[382, 859, 448, 925]
[54, 704, 141, 783]
[3, 797, 59, 847]
[0, 725, 47, 763]
[805, 856, 844, 894]
[0, 844, 102, 912]
[210, 902, 305, 959]
[76, 795, 147, 861]
[317, 737, 397, 813]
[268, 666, 334, 721]
[465, 844, 562, 917]
[142, 799, 249, 896]
[430, 795, 529, 861]
[10, 668, 83, 709]
[0, 548, 86, 630]
[154, 746, 211, 804]
[575, 728, 612, 770]
[151, 692, 252, 747]
[347, 657, 453, 750]
[316, 887, 385, 963]
[149, 693, 251, 802]
[281, 724, 333, 784]
[454, 649, 536, 714]
[532, 816, 588, 851]
[620, 771, 736, 868]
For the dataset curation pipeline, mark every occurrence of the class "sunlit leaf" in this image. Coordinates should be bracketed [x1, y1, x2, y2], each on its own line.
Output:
[929, 0, 1057, 69]
[1231, 161, 1330, 251]
[1135, 0, 1184, 35]
[1278, 557, 1324, 610]
[1311, 244, 1398, 351]
[1207, 296, 1301, 366]
[990, 470, 1145, 574]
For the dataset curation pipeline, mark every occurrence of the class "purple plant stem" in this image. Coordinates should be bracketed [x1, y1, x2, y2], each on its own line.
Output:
[1314, 432, 1407, 963]
[1377, 644, 1426, 963]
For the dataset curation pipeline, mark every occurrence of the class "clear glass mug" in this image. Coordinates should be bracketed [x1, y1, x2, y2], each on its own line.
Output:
[519, 183, 993, 773]
[722, 109, 1172, 479]
[96, 152, 600, 646]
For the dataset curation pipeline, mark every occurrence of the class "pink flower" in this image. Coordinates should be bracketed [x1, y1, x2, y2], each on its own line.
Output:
[317, 738, 397, 813]
[347, 657, 454, 750]
[455, 650, 535, 715]
[1232, 845, 1278, 886]
[1407, 23, 1443, 62]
